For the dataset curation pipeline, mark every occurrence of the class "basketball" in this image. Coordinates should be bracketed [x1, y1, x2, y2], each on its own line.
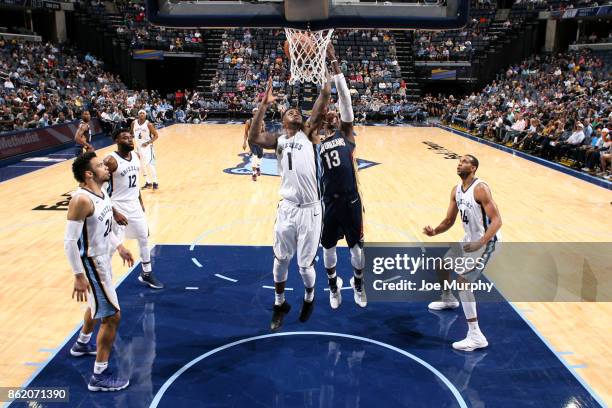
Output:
[284, 32, 316, 61]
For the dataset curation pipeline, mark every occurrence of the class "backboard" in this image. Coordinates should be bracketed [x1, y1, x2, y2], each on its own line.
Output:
[145, 0, 470, 30]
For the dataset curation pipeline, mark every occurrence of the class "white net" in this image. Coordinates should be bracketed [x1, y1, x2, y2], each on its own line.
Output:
[284, 28, 334, 86]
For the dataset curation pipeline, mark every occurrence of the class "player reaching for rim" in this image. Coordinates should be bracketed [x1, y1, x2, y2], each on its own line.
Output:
[249, 68, 331, 331]
[319, 44, 367, 309]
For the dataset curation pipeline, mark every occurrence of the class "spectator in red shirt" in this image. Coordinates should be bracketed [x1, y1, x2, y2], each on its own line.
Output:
[175, 89, 185, 106]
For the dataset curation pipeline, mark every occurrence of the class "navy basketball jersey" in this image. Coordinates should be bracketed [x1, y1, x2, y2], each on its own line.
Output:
[319, 130, 357, 196]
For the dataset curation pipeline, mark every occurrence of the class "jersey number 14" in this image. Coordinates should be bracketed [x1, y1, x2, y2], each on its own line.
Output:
[459, 209, 469, 224]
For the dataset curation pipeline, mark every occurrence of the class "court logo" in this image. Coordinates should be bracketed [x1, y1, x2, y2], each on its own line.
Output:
[423, 141, 460, 160]
[33, 192, 72, 211]
[224, 153, 379, 177]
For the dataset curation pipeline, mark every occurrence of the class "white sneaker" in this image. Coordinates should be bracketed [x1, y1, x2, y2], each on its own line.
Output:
[329, 277, 343, 309]
[350, 277, 367, 307]
[428, 294, 460, 310]
[581, 167, 590, 172]
[452, 330, 488, 352]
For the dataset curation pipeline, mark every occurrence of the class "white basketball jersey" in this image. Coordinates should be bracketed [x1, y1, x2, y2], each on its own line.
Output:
[455, 179, 500, 243]
[133, 119, 151, 144]
[107, 151, 141, 202]
[276, 131, 320, 205]
[75, 187, 114, 257]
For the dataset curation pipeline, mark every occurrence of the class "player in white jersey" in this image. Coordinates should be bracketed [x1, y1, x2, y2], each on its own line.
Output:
[132, 110, 160, 190]
[104, 129, 164, 289]
[249, 75, 331, 331]
[423, 155, 502, 351]
[64, 152, 134, 391]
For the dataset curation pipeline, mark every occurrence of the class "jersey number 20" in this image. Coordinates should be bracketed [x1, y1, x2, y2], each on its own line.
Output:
[103, 219, 112, 237]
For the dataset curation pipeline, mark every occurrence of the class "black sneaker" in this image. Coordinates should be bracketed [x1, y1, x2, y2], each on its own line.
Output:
[299, 298, 315, 323]
[152, 183, 159, 190]
[138, 273, 164, 289]
[270, 301, 291, 331]
[141, 182, 152, 190]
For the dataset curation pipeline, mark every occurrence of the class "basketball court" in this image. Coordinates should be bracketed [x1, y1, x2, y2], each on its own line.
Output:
[0, 124, 610, 407]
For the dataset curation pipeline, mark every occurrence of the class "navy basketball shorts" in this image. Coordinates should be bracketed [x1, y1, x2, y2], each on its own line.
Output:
[321, 192, 364, 249]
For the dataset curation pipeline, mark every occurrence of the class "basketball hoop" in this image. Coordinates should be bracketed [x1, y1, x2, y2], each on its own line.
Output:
[284, 28, 334, 86]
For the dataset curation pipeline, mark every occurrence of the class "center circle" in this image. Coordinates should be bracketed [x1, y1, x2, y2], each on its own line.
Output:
[151, 332, 466, 408]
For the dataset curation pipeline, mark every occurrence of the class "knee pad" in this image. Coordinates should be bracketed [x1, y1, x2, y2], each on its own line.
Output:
[273, 257, 290, 283]
[298, 266, 316, 288]
[350, 244, 364, 270]
[323, 246, 337, 269]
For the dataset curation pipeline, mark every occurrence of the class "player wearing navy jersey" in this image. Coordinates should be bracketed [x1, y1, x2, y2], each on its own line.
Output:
[243, 108, 265, 181]
[249, 72, 331, 331]
[74, 110, 93, 157]
[320, 47, 366, 310]
[423, 155, 502, 351]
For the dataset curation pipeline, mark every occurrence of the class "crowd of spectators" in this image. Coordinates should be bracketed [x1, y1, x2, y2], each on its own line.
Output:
[208, 28, 427, 122]
[89, 0, 206, 52]
[441, 50, 612, 178]
[414, 11, 524, 62]
[0, 38, 125, 132]
[512, 0, 606, 10]
[574, 31, 612, 45]
[0, 37, 202, 134]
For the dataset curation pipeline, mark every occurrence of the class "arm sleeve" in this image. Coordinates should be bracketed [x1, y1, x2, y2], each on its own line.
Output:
[333, 73, 354, 123]
[64, 220, 85, 275]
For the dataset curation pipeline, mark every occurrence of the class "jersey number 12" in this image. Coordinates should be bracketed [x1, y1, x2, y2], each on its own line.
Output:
[128, 175, 136, 188]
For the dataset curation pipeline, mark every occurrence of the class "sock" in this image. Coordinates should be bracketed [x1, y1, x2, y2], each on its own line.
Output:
[468, 320, 480, 332]
[459, 290, 479, 332]
[77, 331, 92, 344]
[353, 269, 363, 291]
[442, 289, 453, 299]
[327, 267, 338, 293]
[149, 164, 158, 183]
[304, 287, 314, 303]
[94, 361, 108, 375]
[274, 292, 285, 306]
[139, 238, 151, 272]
